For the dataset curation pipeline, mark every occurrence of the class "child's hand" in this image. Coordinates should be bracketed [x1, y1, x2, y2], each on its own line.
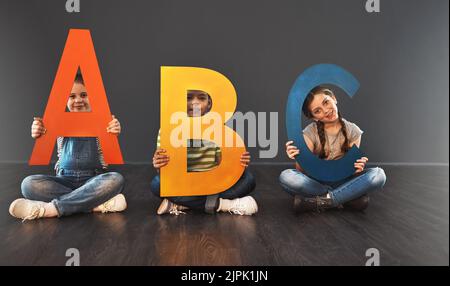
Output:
[107, 115, 121, 135]
[240, 151, 251, 167]
[31, 117, 46, 139]
[354, 157, 369, 174]
[153, 149, 170, 169]
[286, 141, 300, 159]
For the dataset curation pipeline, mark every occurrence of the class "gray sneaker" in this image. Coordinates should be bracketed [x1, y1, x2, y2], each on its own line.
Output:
[294, 195, 333, 213]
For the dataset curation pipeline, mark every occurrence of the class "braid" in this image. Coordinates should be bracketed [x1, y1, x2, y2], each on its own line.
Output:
[338, 112, 350, 153]
[316, 120, 327, 159]
[303, 86, 350, 159]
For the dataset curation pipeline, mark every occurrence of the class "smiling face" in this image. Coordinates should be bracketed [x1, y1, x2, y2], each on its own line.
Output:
[308, 91, 339, 123]
[187, 90, 211, 117]
[67, 81, 91, 112]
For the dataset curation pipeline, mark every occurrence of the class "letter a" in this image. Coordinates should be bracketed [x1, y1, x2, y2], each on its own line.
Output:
[29, 29, 123, 165]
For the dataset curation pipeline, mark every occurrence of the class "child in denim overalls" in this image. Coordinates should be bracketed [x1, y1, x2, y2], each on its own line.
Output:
[9, 72, 127, 221]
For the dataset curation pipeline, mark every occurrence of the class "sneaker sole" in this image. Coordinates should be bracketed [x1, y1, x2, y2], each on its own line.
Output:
[157, 199, 169, 215]
[248, 196, 258, 214]
[113, 194, 127, 212]
[8, 198, 22, 218]
[238, 196, 258, 215]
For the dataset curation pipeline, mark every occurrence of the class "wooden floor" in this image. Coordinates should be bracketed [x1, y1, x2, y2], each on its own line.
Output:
[0, 163, 448, 266]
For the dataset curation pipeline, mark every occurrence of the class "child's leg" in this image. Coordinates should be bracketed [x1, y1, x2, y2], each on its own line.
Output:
[151, 171, 256, 212]
[329, 167, 386, 206]
[279, 169, 330, 197]
[218, 170, 256, 200]
[21, 174, 76, 201]
[10, 175, 76, 220]
[202, 170, 256, 213]
[52, 172, 125, 216]
[150, 175, 162, 198]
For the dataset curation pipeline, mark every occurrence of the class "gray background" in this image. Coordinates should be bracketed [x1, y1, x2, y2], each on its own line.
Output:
[0, 0, 448, 164]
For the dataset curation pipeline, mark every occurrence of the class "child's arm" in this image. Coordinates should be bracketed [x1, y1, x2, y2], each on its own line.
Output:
[349, 135, 367, 174]
[240, 151, 251, 167]
[349, 136, 362, 148]
[153, 149, 170, 173]
[31, 117, 46, 139]
[354, 157, 369, 174]
[347, 134, 369, 173]
[153, 129, 169, 173]
[286, 135, 314, 173]
[106, 115, 121, 135]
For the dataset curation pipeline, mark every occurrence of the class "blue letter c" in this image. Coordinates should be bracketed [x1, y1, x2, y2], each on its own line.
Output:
[286, 63, 364, 182]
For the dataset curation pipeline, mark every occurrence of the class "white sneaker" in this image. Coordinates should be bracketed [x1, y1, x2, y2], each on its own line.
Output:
[219, 196, 258, 216]
[95, 194, 127, 213]
[157, 198, 189, 215]
[9, 198, 46, 222]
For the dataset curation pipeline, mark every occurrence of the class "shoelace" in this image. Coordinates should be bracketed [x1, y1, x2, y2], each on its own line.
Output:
[169, 205, 186, 216]
[22, 206, 45, 222]
[315, 196, 332, 213]
[229, 209, 245, 215]
[228, 199, 246, 215]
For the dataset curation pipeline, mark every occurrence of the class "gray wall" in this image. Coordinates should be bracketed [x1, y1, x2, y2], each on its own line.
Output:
[0, 0, 448, 163]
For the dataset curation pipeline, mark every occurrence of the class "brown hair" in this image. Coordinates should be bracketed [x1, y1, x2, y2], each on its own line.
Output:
[187, 90, 212, 112]
[301, 86, 350, 159]
[74, 69, 84, 85]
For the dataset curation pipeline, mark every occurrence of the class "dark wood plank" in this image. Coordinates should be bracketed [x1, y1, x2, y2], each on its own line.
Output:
[0, 163, 448, 265]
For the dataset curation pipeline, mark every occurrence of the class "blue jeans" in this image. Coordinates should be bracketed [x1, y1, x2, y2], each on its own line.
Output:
[279, 167, 386, 206]
[21, 172, 125, 217]
[150, 170, 256, 212]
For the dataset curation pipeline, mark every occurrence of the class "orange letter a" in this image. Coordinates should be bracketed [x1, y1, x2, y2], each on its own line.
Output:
[29, 29, 123, 165]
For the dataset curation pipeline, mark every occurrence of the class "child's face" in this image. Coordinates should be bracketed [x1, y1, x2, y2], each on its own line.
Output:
[67, 82, 91, 112]
[187, 91, 211, 117]
[309, 92, 339, 123]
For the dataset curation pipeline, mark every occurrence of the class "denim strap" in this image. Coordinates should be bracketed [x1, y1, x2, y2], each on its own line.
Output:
[58, 169, 100, 177]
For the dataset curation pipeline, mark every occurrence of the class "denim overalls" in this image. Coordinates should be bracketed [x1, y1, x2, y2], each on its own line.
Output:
[58, 137, 103, 177]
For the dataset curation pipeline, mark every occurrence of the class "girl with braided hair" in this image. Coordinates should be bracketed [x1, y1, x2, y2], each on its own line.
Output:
[279, 86, 386, 213]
